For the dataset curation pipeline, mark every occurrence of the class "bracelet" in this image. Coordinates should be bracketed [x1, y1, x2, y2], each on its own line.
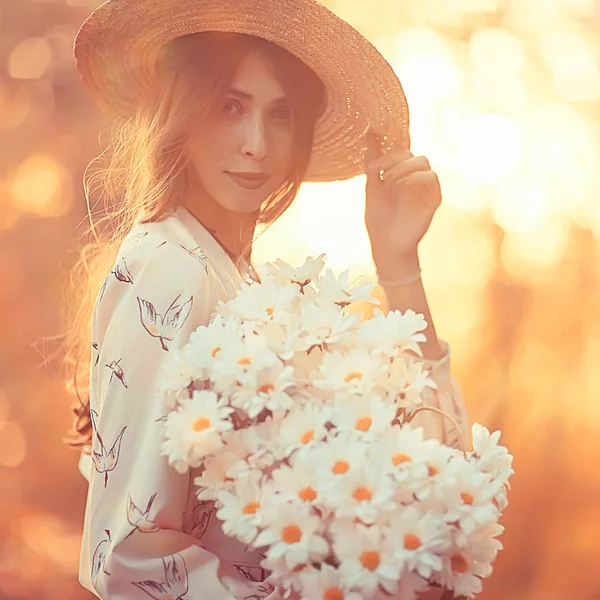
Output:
[377, 267, 422, 287]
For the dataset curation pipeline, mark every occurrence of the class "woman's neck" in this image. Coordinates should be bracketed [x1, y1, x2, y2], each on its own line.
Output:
[182, 189, 257, 265]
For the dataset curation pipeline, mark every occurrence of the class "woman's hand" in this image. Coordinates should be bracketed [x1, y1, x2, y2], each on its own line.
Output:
[364, 130, 443, 280]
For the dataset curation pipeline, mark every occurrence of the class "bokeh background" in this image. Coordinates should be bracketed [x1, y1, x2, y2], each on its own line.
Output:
[1, 0, 599, 598]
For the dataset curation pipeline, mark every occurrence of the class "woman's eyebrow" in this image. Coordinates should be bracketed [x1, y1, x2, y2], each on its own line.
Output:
[227, 87, 288, 105]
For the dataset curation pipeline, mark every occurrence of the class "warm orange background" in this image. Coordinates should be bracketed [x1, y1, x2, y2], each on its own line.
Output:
[2, 1, 599, 599]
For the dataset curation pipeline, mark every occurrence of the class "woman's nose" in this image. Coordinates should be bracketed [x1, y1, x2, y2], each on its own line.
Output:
[241, 113, 267, 159]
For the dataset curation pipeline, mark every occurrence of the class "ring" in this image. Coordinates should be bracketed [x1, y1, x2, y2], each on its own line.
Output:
[378, 169, 385, 181]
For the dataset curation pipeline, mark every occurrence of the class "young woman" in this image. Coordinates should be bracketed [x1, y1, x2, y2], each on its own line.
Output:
[64, 1, 470, 598]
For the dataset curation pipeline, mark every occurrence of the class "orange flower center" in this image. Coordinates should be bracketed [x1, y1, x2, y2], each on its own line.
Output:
[428, 464, 439, 476]
[333, 460, 349, 474]
[192, 417, 211, 432]
[299, 487, 317, 502]
[461, 492, 474, 505]
[282, 524, 302, 544]
[300, 429, 314, 445]
[356, 417, 372, 431]
[267, 307, 274, 316]
[392, 452, 412, 466]
[211, 346, 221, 357]
[344, 372, 363, 383]
[258, 383, 275, 394]
[360, 550, 380, 571]
[353, 487, 372, 502]
[242, 501, 260, 514]
[404, 533, 421, 550]
[238, 357, 252, 366]
[324, 589, 344, 600]
[451, 553, 468, 574]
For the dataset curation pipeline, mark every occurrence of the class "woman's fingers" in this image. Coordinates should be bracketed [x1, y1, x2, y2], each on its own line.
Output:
[380, 155, 431, 182]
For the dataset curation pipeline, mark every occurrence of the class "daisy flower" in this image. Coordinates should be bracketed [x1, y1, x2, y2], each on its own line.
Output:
[160, 390, 233, 473]
[313, 268, 380, 309]
[435, 543, 488, 599]
[325, 463, 396, 525]
[368, 425, 431, 480]
[216, 469, 266, 544]
[278, 403, 331, 460]
[211, 334, 279, 396]
[299, 302, 361, 351]
[254, 501, 329, 570]
[380, 357, 436, 408]
[311, 431, 368, 480]
[387, 504, 450, 580]
[298, 563, 364, 600]
[357, 308, 427, 359]
[330, 394, 396, 442]
[217, 278, 299, 324]
[265, 253, 326, 291]
[155, 347, 201, 410]
[332, 521, 400, 596]
[231, 362, 296, 418]
[192, 451, 239, 501]
[440, 466, 501, 535]
[471, 424, 514, 482]
[267, 461, 323, 508]
[314, 347, 386, 396]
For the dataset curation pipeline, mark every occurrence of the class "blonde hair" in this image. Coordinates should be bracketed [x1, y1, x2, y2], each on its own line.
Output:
[59, 32, 325, 449]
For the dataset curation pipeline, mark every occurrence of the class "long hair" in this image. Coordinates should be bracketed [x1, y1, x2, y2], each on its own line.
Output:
[59, 32, 326, 450]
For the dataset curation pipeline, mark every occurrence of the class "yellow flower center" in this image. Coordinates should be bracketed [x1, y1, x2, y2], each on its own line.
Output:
[404, 533, 421, 550]
[392, 452, 412, 466]
[324, 589, 344, 600]
[353, 487, 372, 502]
[333, 460, 349, 474]
[192, 417, 211, 432]
[258, 383, 275, 394]
[282, 524, 302, 544]
[461, 492, 474, 505]
[344, 371, 363, 383]
[451, 553, 468, 573]
[299, 487, 317, 502]
[360, 550, 380, 571]
[300, 429, 314, 445]
[242, 501, 260, 514]
[356, 416, 372, 431]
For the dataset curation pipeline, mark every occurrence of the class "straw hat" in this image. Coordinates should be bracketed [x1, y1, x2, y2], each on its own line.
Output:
[73, 0, 410, 182]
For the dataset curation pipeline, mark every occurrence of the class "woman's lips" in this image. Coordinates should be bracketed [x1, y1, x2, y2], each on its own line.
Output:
[226, 172, 271, 190]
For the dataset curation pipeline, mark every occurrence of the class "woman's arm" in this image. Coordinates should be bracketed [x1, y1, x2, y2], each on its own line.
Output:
[80, 235, 280, 599]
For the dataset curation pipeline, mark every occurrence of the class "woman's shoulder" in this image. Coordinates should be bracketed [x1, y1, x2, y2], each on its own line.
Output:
[116, 212, 211, 278]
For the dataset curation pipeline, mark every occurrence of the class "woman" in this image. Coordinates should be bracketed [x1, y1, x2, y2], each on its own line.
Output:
[63, 1, 470, 598]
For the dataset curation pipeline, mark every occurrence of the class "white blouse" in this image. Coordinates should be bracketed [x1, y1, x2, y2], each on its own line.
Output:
[78, 204, 470, 599]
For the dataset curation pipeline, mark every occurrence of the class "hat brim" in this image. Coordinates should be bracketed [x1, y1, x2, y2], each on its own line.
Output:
[73, 0, 410, 182]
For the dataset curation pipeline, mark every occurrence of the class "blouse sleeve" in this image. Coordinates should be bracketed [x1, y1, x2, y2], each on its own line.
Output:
[408, 340, 471, 452]
[80, 236, 282, 600]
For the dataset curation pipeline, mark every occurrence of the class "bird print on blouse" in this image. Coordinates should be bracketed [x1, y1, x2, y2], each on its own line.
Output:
[92, 342, 99, 367]
[179, 244, 211, 274]
[91, 528, 112, 587]
[90, 408, 127, 487]
[188, 500, 214, 539]
[137, 293, 194, 351]
[124, 492, 160, 539]
[112, 255, 134, 284]
[234, 564, 270, 584]
[132, 553, 190, 600]
[241, 582, 276, 600]
[105, 358, 128, 388]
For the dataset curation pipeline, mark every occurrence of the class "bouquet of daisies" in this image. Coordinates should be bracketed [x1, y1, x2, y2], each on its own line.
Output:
[157, 254, 514, 600]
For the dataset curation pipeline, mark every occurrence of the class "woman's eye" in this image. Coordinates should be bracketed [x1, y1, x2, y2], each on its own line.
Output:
[220, 99, 242, 115]
[273, 106, 291, 121]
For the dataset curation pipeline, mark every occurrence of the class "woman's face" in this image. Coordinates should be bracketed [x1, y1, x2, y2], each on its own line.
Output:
[187, 51, 294, 215]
